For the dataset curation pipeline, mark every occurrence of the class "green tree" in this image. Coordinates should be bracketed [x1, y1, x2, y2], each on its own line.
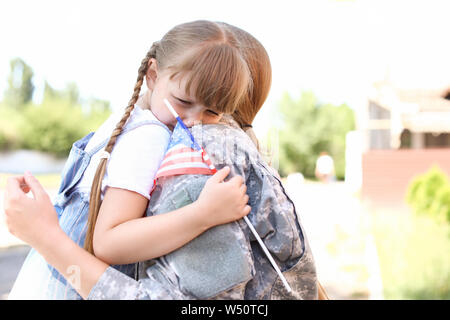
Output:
[62, 82, 80, 105]
[0, 58, 111, 155]
[43, 81, 79, 104]
[276, 91, 355, 179]
[43, 81, 59, 101]
[87, 97, 111, 113]
[19, 95, 111, 157]
[4, 58, 35, 108]
[0, 103, 26, 150]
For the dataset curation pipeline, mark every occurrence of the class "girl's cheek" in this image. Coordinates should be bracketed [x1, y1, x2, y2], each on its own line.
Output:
[204, 114, 222, 124]
[170, 102, 186, 117]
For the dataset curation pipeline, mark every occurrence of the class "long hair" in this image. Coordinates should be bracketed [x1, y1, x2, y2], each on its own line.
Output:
[219, 23, 272, 150]
[84, 20, 252, 254]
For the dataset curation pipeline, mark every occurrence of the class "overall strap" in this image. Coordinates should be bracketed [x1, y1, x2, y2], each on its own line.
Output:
[87, 119, 171, 157]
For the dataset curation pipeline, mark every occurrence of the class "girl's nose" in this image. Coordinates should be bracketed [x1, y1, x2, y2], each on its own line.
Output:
[181, 108, 205, 126]
[183, 116, 203, 127]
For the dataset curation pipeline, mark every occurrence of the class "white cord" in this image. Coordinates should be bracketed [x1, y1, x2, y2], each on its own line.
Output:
[243, 216, 292, 292]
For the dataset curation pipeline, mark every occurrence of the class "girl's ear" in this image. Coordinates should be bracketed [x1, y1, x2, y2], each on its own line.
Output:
[145, 58, 159, 90]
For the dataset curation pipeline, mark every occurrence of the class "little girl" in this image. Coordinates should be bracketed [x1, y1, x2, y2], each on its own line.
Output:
[8, 20, 252, 300]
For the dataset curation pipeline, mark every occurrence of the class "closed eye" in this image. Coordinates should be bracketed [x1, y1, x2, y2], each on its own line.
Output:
[173, 95, 192, 105]
[207, 109, 219, 116]
[172, 94, 219, 116]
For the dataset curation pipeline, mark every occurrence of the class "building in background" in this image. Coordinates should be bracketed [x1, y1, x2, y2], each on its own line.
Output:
[345, 80, 450, 206]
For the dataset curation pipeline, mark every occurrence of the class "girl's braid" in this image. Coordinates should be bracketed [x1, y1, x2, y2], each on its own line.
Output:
[104, 47, 157, 153]
[84, 44, 157, 254]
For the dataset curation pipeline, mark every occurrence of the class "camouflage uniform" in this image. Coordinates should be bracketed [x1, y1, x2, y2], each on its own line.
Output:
[88, 120, 318, 300]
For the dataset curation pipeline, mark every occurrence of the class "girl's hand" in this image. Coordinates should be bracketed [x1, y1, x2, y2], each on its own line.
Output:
[4, 171, 60, 249]
[196, 166, 251, 229]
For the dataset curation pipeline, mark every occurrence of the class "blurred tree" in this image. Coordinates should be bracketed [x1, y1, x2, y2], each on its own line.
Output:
[0, 103, 26, 150]
[63, 82, 80, 105]
[19, 96, 111, 157]
[276, 91, 355, 179]
[43, 81, 60, 101]
[88, 97, 111, 113]
[0, 58, 111, 155]
[43, 81, 80, 105]
[83, 97, 112, 134]
[4, 58, 35, 108]
[20, 99, 84, 157]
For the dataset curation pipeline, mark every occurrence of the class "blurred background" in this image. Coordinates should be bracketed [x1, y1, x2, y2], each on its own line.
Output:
[1, 0, 449, 300]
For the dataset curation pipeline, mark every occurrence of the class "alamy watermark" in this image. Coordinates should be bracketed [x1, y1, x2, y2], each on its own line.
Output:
[66, 265, 81, 290]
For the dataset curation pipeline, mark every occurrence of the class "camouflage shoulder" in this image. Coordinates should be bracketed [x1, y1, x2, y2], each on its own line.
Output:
[87, 266, 150, 300]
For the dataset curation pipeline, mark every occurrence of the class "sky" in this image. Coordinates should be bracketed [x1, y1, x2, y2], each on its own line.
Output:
[1, 0, 449, 137]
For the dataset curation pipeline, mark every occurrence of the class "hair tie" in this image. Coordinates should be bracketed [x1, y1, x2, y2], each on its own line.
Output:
[242, 124, 253, 129]
[99, 150, 111, 160]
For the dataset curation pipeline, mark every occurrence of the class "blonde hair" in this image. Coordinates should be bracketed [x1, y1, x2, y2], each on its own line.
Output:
[84, 20, 252, 254]
[218, 23, 272, 150]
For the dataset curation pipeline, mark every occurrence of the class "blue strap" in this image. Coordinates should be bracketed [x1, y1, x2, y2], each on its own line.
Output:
[86, 119, 171, 157]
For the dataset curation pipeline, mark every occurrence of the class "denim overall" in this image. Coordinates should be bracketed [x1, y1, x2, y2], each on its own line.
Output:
[9, 118, 171, 300]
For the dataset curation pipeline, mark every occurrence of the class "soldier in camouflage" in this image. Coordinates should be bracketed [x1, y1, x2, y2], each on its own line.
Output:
[87, 118, 318, 300]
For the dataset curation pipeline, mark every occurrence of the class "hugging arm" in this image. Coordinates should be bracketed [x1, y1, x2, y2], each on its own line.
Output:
[92, 187, 209, 265]
[4, 169, 249, 299]
[92, 166, 250, 265]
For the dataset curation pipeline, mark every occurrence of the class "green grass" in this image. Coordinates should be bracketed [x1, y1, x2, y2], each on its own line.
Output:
[0, 173, 61, 189]
[370, 207, 450, 299]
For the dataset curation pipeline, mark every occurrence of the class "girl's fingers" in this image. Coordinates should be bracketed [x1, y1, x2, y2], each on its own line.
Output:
[239, 184, 247, 195]
[209, 166, 230, 183]
[228, 175, 244, 186]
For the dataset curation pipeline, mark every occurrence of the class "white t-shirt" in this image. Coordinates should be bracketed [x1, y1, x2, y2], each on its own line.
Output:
[75, 104, 171, 200]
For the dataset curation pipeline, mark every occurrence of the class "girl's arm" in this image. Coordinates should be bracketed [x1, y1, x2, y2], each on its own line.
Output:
[92, 166, 250, 265]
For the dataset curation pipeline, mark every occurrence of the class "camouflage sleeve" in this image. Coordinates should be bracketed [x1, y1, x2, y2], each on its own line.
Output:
[87, 266, 150, 300]
[88, 266, 195, 300]
[193, 123, 317, 299]
[251, 161, 304, 260]
[243, 160, 318, 299]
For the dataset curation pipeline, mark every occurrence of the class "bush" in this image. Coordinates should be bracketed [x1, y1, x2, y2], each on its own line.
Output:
[372, 207, 450, 299]
[406, 166, 450, 224]
[430, 185, 450, 224]
[0, 104, 26, 150]
[0, 131, 7, 150]
[19, 98, 110, 157]
[1, 62, 112, 156]
[0, 97, 110, 157]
